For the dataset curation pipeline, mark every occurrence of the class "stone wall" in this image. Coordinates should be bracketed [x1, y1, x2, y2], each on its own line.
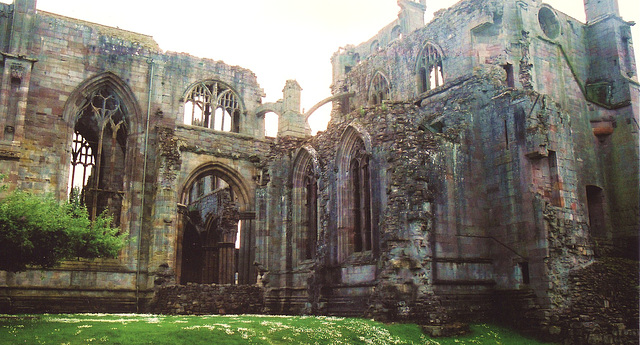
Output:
[148, 284, 264, 315]
[549, 258, 639, 345]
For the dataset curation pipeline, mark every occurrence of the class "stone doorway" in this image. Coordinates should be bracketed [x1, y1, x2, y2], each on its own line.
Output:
[179, 187, 240, 285]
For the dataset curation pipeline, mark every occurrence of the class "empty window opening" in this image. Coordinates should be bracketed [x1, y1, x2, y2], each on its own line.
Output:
[264, 112, 279, 138]
[503, 63, 515, 87]
[344, 66, 352, 74]
[586, 185, 606, 237]
[350, 139, 372, 253]
[418, 43, 444, 93]
[68, 87, 127, 224]
[369, 72, 390, 105]
[184, 81, 241, 132]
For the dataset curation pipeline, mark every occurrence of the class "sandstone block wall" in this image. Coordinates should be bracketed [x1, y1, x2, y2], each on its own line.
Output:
[149, 284, 264, 315]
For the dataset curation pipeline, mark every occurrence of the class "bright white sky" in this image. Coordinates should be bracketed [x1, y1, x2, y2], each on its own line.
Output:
[3, 0, 639, 133]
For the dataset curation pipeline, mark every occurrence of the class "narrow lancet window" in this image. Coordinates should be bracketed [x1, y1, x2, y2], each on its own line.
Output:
[292, 148, 318, 263]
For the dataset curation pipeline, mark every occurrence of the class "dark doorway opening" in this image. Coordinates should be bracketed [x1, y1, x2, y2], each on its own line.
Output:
[586, 185, 606, 237]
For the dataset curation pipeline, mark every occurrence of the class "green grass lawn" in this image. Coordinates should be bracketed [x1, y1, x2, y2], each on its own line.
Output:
[0, 314, 556, 345]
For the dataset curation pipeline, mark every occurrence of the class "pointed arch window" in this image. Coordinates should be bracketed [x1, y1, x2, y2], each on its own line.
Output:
[292, 148, 318, 263]
[369, 72, 390, 105]
[418, 43, 444, 93]
[68, 87, 128, 223]
[349, 139, 372, 253]
[336, 128, 374, 263]
[183, 81, 241, 132]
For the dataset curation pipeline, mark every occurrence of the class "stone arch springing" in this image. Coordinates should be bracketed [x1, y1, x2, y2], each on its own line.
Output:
[369, 71, 390, 105]
[182, 80, 243, 133]
[417, 42, 444, 93]
[177, 163, 254, 285]
[291, 145, 320, 265]
[64, 72, 142, 224]
[336, 124, 374, 263]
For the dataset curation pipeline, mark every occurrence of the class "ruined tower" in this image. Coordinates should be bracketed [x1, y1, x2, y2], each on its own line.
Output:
[583, 0, 639, 257]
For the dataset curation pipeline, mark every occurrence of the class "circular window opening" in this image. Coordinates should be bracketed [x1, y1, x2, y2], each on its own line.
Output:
[538, 7, 560, 39]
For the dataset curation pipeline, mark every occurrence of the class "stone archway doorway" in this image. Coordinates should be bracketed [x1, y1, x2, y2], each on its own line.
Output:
[176, 165, 255, 285]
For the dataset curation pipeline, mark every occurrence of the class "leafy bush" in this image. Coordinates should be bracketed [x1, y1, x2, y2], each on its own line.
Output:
[0, 187, 126, 272]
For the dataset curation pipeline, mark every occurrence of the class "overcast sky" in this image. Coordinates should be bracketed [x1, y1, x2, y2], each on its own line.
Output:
[4, 0, 639, 133]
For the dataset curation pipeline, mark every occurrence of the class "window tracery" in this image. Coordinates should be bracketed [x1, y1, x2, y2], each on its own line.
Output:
[369, 72, 390, 105]
[184, 81, 241, 132]
[418, 43, 444, 92]
[68, 87, 127, 223]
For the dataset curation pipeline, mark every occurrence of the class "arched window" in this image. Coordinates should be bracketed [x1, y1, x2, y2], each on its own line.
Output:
[292, 147, 318, 264]
[336, 126, 373, 262]
[371, 40, 380, 53]
[349, 139, 371, 253]
[391, 25, 402, 41]
[418, 43, 444, 93]
[68, 86, 128, 223]
[183, 81, 241, 132]
[369, 72, 390, 105]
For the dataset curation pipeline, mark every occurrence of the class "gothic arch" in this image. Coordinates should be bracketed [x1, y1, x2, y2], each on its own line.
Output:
[63, 72, 142, 224]
[181, 79, 245, 132]
[335, 124, 374, 263]
[179, 162, 253, 211]
[368, 71, 390, 105]
[177, 162, 255, 285]
[63, 72, 143, 127]
[416, 42, 445, 93]
[291, 145, 320, 265]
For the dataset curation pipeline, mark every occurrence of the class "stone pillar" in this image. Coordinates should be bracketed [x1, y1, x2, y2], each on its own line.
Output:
[277, 80, 310, 138]
[0, 0, 37, 153]
[9, 0, 37, 55]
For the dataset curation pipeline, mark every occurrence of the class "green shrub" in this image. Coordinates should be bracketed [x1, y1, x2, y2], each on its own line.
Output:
[0, 186, 126, 272]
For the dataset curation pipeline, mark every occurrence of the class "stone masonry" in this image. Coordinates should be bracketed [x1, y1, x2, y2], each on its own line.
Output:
[0, 0, 638, 344]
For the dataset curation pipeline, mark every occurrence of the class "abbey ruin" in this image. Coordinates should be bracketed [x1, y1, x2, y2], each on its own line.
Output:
[0, 0, 638, 343]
